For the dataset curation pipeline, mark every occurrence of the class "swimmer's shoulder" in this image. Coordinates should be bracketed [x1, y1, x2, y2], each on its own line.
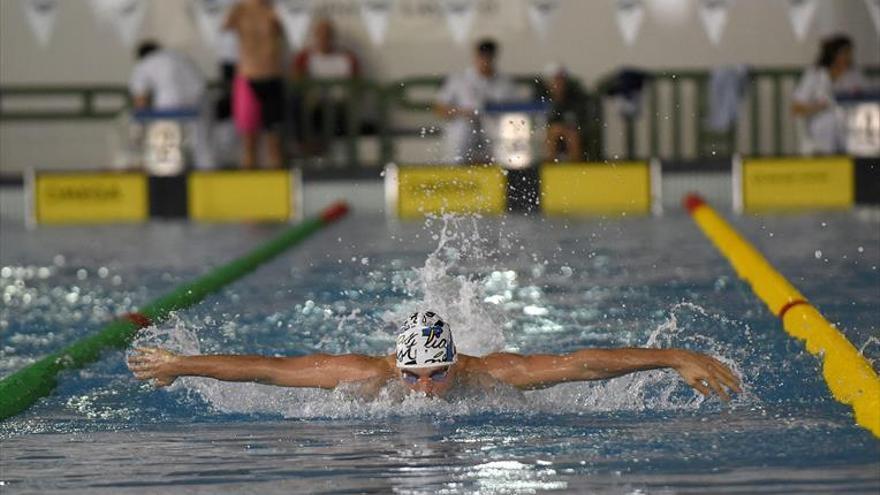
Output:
[453, 355, 524, 395]
[378, 354, 398, 374]
[456, 353, 509, 372]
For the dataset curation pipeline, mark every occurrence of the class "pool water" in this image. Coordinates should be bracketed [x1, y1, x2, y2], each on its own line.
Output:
[1, 200, 879, 493]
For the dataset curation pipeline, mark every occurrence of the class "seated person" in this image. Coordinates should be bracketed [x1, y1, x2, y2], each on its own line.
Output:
[791, 34, 868, 155]
[291, 18, 361, 151]
[129, 40, 213, 169]
[536, 63, 588, 162]
[433, 39, 517, 164]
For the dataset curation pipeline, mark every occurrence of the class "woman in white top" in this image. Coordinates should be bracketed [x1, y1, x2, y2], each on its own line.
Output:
[791, 34, 867, 155]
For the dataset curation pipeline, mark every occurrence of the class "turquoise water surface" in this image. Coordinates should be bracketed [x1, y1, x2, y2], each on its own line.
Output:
[1, 205, 879, 493]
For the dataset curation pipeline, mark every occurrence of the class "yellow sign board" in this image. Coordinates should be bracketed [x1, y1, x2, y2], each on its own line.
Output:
[392, 165, 506, 218]
[743, 157, 853, 212]
[540, 162, 651, 215]
[188, 170, 295, 222]
[33, 172, 148, 224]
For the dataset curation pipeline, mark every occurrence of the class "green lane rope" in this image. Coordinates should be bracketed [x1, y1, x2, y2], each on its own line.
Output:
[0, 202, 350, 421]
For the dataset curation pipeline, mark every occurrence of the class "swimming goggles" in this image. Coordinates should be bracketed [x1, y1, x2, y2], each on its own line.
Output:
[401, 367, 450, 384]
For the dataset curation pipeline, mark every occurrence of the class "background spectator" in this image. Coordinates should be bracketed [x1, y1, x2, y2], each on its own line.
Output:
[292, 18, 360, 80]
[129, 40, 213, 169]
[536, 63, 587, 162]
[434, 39, 516, 164]
[792, 34, 868, 155]
[291, 18, 361, 156]
[224, 0, 285, 169]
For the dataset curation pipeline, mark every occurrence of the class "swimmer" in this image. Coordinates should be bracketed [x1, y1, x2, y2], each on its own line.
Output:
[128, 311, 742, 400]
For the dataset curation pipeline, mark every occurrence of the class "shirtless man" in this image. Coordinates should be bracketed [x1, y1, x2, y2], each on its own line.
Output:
[128, 311, 742, 401]
[224, 0, 285, 169]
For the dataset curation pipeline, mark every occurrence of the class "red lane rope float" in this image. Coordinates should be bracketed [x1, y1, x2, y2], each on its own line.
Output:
[122, 312, 153, 328]
[777, 299, 810, 319]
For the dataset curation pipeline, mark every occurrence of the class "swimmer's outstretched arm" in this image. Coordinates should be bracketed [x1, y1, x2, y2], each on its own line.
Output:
[475, 348, 742, 400]
[127, 348, 390, 388]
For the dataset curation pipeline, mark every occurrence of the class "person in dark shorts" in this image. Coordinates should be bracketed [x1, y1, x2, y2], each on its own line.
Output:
[224, 0, 285, 169]
[242, 77, 285, 132]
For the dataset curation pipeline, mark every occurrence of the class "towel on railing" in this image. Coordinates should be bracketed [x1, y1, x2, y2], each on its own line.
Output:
[707, 65, 749, 133]
[605, 68, 651, 119]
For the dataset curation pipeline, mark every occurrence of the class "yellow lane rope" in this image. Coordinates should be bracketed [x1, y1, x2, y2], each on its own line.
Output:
[684, 193, 880, 438]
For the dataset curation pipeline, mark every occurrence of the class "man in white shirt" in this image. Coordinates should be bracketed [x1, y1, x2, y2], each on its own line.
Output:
[130, 41, 213, 169]
[792, 34, 868, 155]
[130, 41, 207, 113]
[434, 39, 517, 164]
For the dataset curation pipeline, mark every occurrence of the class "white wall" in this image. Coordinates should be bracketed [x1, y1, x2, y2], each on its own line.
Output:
[2, 0, 878, 84]
[1, 0, 878, 172]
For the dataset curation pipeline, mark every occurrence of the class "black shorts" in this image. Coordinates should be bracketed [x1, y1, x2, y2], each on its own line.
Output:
[248, 77, 284, 131]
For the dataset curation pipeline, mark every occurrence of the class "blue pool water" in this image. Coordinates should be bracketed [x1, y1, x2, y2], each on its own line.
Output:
[1, 201, 879, 493]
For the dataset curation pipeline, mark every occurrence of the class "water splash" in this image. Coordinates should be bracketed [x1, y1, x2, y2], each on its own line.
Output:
[858, 336, 880, 368]
[126, 217, 753, 419]
[141, 301, 747, 418]
[384, 214, 506, 356]
[530, 302, 751, 413]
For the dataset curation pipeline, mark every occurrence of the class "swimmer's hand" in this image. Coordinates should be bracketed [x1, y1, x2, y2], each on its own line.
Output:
[127, 347, 180, 387]
[670, 350, 742, 401]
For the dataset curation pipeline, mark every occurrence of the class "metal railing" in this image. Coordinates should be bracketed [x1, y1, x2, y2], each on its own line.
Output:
[287, 78, 388, 171]
[598, 66, 880, 161]
[2, 66, 877, 170]
[0, 85, 130, 120]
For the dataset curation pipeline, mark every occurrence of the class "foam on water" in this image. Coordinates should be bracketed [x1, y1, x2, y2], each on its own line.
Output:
[130, 215, 749, 419]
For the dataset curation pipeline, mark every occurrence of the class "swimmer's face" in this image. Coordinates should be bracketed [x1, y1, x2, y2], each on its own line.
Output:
[833, 46, 853, 73]
[398, 364, 456, 397]
[315, 20, 334, 52]
[548, 73, 567, 98]
[475, 52, 496, 76]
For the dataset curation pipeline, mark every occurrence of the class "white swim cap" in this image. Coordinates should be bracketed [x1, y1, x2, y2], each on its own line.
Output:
[395, 311, 457, 369]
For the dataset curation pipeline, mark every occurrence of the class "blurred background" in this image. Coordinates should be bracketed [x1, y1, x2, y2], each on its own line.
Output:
[1, 0, 878, 177]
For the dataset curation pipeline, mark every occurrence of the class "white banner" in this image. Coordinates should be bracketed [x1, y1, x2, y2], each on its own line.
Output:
[865, 0, 880, 34]
[191, 0, 235, 48]
[21, 0, 59, 47]
[699, 0, 731, 46]
[276, 0, 314, 49]
[787, 0, 817, 42]
[443, 0, 476, 46]
[526, 0, 560, 41]
[90, 0, 146, 48]
[615, 0, 644, 46]
[360, 0, 394, 46]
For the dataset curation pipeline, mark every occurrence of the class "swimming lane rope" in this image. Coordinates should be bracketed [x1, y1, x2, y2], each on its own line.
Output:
[0, 202, 350, 421]
[684, 193, 879, 438]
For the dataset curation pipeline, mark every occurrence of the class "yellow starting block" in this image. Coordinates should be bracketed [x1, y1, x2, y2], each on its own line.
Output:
[735, 156, 854, 213]
[539, 161, 654, 216]
[385, 164, 507, 219]
[27, 169, 301, 226]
